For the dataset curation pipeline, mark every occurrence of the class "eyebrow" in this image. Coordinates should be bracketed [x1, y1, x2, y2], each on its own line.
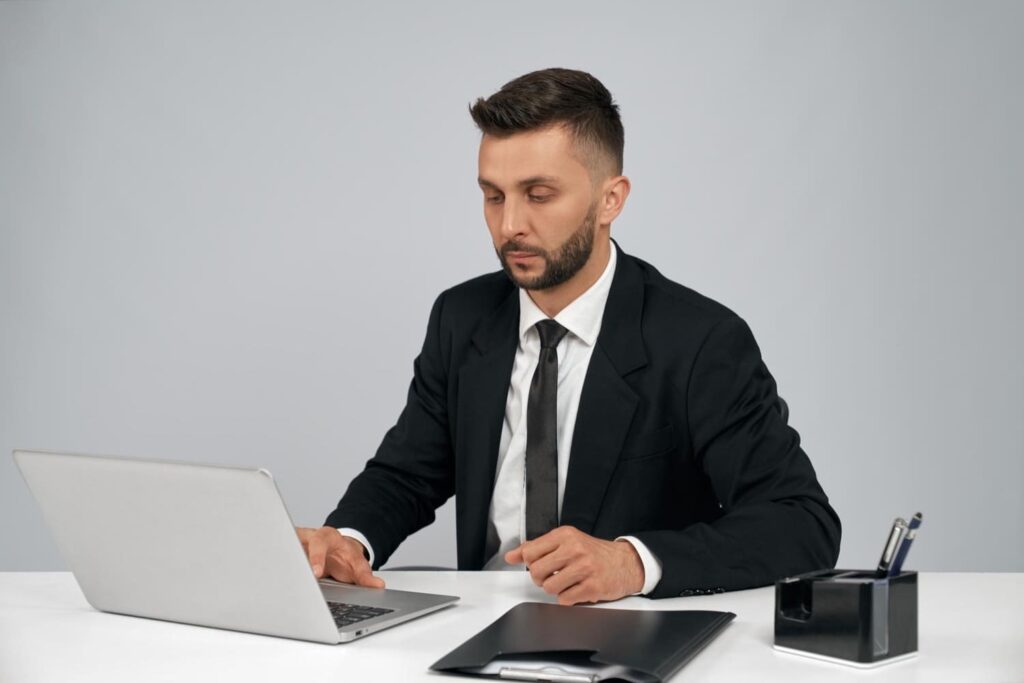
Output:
[477, 175, 561, 191]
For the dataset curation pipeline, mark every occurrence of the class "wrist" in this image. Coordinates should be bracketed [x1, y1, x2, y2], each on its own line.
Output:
[616, 539, 645, 594]
[334, 527, 374, 564]
[339, 534, 370, 561]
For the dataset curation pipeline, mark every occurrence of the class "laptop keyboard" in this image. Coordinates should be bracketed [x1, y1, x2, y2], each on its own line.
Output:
[327, 601, 395, 629]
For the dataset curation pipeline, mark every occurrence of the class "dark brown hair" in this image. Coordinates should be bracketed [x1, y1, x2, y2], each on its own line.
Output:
[469, 68, 624, 177]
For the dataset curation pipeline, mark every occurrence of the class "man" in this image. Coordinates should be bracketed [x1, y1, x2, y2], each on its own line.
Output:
[298, 68, 840, 604]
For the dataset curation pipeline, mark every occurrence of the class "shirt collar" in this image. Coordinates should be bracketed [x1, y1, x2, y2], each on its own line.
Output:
[518, 245, 617, 347]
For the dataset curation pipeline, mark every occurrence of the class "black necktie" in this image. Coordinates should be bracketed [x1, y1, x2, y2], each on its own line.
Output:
[525, 319, 569, 540]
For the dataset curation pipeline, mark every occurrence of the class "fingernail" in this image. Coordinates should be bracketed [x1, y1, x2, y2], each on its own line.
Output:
[313, 564, 322, 575]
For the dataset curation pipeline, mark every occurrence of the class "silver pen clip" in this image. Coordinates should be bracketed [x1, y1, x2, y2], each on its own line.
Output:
[499, 666, 599, 683]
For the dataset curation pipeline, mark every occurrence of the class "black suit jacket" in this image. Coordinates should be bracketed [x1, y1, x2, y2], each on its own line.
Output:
[326, 244, 841, 598]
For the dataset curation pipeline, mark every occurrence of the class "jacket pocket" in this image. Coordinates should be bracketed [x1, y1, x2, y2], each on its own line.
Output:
[619, 424, 677, 461]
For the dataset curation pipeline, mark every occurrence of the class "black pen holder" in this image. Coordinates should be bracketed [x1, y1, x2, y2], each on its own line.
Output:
[774, 569, 918, 666]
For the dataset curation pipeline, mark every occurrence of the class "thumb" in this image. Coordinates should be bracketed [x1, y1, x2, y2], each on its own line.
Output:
[505, 545, 525, 565]
[351, 561, 385, 589]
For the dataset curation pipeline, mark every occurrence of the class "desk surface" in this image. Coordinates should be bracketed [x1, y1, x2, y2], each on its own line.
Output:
[1, 571, 1021, 682]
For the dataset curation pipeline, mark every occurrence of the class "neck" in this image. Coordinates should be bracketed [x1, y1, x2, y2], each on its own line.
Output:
[527, 235, 612, 318]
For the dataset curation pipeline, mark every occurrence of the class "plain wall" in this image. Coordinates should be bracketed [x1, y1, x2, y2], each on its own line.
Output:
[2, 0, 1021, 573]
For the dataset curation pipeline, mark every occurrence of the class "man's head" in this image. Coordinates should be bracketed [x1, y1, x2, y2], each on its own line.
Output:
[471, 68, 630, 294]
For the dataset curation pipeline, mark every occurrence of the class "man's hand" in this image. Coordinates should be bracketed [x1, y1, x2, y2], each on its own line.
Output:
[296, 526, 385, 589]
[504, 526, 644, 605]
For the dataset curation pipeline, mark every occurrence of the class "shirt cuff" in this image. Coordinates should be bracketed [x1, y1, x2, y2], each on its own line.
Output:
[616, 535, 663, 595]
[335, 527, 375, 567]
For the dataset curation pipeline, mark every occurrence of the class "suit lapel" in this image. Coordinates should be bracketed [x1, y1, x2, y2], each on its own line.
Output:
[561, 245, 648, 535]
[455, 288, 518, 568]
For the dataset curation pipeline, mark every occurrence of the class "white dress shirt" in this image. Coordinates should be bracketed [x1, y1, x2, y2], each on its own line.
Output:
[341, 246, 663, 594]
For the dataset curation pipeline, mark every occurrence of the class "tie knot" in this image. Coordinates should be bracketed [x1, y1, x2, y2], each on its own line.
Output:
[535, 319, 568, 349]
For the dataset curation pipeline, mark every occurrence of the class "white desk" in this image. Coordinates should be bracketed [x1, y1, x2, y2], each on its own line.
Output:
[1, 572, 1021, 682]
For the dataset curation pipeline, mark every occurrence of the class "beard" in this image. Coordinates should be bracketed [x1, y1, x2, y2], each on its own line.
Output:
[496, 203, 598, 291]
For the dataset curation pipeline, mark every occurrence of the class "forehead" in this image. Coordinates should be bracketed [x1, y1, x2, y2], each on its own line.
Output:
[477, 125, 590, 186]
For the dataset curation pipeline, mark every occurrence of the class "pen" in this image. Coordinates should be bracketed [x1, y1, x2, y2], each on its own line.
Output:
[499, 668, 597, 683]
[876, 517, 907, 578]
[889, 512, 923, 576]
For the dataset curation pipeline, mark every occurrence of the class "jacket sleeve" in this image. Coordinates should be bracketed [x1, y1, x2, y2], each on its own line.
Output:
[635, 315, 841, 598]
[324, 292, 455, 568]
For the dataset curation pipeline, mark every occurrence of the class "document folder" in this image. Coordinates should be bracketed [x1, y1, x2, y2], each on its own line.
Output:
[430, 602, 735, 682]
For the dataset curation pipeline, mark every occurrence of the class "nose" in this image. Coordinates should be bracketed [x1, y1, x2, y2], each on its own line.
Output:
[499, 197, 526, 240]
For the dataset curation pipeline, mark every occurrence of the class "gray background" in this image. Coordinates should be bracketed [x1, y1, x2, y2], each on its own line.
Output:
[2, 1, 1021, 572]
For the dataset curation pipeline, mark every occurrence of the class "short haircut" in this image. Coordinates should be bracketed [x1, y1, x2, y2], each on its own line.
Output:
[469, 68, 624, 178]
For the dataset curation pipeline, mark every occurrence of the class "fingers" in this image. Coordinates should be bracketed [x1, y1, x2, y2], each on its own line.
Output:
[527, 550, 570, 587]
[507, 527, 568, 568]
[541, 565, 584, 596]
[504, 546, 525, 565]
[296, 527, 384, 589]
[295, 527, 315, 554]
[556, 580, 597, 606]
[306, 531, 329, 578]
[311, 530, 385, 589]
[322, 555, 383, 588]
[518, 532, 563, 564]
[350, 559, 386, 589]
[513, 527, 640, 605]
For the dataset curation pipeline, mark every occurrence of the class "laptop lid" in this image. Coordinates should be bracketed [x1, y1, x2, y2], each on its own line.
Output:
[13, 449, 456, 644]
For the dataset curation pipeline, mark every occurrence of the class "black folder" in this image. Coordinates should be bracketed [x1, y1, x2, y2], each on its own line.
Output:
[430, 602, 735, 682]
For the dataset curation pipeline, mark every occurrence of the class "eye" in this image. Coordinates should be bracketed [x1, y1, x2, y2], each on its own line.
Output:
[485, 194, 504, 204]
[528, 194, 551, 203]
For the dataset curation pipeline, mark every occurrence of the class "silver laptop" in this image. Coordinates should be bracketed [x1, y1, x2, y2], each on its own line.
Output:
[13, 449, 458, 644]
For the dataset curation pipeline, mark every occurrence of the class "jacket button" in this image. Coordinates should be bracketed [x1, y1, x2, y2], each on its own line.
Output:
[680, 589, 695, 596]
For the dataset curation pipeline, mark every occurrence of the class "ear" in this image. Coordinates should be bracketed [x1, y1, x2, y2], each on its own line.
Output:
[597, 175, 631, 225]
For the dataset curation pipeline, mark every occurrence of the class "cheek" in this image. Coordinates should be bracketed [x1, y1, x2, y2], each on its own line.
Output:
[484, 208, 503, 244]
[537, 206, 583, 240]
